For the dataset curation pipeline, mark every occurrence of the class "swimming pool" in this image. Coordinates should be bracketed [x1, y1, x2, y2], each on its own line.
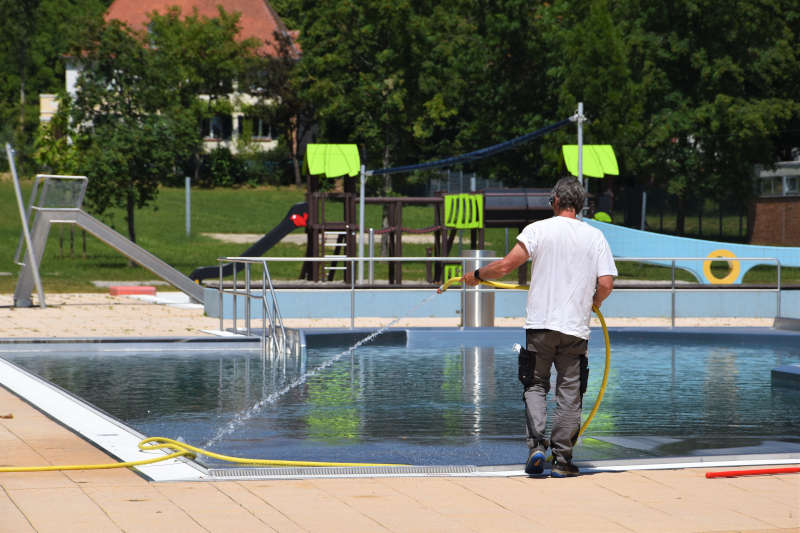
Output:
[2, 328, 799, 468]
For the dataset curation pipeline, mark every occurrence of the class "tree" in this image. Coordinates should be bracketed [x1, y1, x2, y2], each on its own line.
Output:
[293, 0, 426, 193]
[632, 0, 800, 232]
[69, 20, 199, 242]
[291, 0, 556, 190]
[0, 0, 107, 172]
[411, 0, 553, 185]
[145, 7, 262, 185]
[536, 0, 644, 190]
[533, 0, 800, 232]
[68, 8, 260, 242]
[242, 30, 310, 186]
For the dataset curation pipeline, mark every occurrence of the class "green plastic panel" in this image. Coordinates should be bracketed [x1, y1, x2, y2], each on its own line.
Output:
[443, 264, 463, 283]
[562, 145, 619, 178]
[444, 194, 484, 229]
[304, 144, 360, 178]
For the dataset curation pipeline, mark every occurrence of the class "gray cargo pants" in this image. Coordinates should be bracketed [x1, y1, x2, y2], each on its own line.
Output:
[522, 329, 588, 463]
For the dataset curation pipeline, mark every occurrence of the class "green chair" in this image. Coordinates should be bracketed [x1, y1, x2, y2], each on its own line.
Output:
[444, 193, 484, 229]
[443, 264, 462, 284]
[441, 194, 484, 283]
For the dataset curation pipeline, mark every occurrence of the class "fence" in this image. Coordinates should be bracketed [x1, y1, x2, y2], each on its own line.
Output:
[427, 170, 504, 196]
[215, 255, 783, 333]
[616, 187, 749, 240]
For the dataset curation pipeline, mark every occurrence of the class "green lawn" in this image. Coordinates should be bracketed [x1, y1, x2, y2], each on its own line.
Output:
[1, 181, 796, 294]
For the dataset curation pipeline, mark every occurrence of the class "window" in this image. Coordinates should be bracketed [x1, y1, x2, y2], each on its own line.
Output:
[759, 175, 800, 197]
[202, 115, 233, 140]
[759, 176, 782, 196]
[238, 116, 283, 140]
[786, 176, 799, 195]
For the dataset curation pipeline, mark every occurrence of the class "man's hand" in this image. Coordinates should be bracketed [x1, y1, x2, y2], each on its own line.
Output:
[462, 270, 480, 286]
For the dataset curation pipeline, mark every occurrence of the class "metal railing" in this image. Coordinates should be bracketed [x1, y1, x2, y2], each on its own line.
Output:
[615, 257, 782, 327]
[215, 255, 784, 330]
[218, 259, 287, 354]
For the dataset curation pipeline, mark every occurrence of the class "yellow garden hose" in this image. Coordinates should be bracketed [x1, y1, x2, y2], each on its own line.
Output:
[437, 276, 611, 439]
[0, 437, 404, 473]
[135, 437, 403, 468]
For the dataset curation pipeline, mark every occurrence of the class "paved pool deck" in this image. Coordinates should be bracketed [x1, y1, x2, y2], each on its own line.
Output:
[0, 293, 798, 532]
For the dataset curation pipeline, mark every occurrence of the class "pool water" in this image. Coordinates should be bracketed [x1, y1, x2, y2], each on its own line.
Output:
[3, 329, 800, 466]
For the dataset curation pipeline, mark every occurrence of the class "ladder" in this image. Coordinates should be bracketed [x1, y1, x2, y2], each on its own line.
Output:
[323, 230, 348, 280]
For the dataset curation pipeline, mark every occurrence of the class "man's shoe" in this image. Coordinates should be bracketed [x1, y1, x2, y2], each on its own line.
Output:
[551, 458, 579, 478]
[524, 444, 546, 475]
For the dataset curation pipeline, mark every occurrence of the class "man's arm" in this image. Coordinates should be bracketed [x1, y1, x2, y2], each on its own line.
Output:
[593, 275, 614, 309]
[462, 242, 529, 286]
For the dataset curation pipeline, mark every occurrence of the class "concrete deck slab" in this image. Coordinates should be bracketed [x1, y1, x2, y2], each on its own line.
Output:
[1, 293, 798, 532]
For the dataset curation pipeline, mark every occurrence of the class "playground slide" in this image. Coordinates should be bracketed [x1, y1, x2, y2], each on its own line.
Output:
[585, 219, 800, 284]
[189, 202, 309, 282]
[15, 209, 206, 306]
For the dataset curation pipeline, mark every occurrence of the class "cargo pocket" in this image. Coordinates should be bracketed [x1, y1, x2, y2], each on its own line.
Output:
[518, 347, 536, 388]
[579, 354, 589, 395]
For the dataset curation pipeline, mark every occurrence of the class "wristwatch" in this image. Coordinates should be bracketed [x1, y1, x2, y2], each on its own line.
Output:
[474, 269, 482, 281]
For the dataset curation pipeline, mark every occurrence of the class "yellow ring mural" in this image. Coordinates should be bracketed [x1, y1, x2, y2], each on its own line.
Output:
[703, 249, 740, 284]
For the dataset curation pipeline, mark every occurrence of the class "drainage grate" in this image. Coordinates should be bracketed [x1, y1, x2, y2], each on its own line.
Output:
[208, 465, 478, 479]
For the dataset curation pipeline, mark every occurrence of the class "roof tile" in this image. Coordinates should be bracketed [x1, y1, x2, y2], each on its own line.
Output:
[105, 0, 294, 55]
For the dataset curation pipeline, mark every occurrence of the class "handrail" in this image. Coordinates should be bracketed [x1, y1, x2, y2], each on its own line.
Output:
[262, 261, 287, 353]
[218, 259, 287, 354]
[216, 255, 785, 329]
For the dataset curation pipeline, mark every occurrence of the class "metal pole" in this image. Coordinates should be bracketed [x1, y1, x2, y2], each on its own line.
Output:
[777, 259, 782, 318]
[245, 262, 251, 336]
[460, 258, 467, 329]
[358, 164, 366, 283]
[6, 143, 46, 309]
[14, 174, 41, 265]
[368, 228, 375, 285]
[232, 262, 238, 335]
[350, 258, 355, 329]
[262, 266, 267, 349]
[577, 102, 584, 188]
[185, 177, 191, 236]
[640, 191, 648, 231]
[218, 263, 224, 332]
[671, 260, 676, 328]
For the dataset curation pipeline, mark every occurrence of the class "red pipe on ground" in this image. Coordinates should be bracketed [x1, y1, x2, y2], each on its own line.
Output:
[706, 466, 800, 479]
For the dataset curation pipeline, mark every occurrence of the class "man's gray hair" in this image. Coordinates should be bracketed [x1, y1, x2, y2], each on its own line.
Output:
[550, 176, 585, 212]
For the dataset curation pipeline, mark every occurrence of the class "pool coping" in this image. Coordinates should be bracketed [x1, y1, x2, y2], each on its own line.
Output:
[1, 327, 799, 481]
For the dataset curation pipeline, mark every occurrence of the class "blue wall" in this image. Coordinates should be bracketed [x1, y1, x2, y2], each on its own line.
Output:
[204, 287, 800, 321]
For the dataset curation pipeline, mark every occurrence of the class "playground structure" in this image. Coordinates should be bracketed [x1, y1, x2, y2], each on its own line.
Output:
[301, 185, 567, 285]
[300, 190, 490, 284]
[296, 145, 568, 285]
[294, 109, 626, 285]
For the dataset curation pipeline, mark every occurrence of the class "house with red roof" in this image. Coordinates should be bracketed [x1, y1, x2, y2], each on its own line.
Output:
[40, 0, 298, 154]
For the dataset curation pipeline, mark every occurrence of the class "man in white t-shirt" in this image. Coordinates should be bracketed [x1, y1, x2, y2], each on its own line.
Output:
[462, 176, 617, 477]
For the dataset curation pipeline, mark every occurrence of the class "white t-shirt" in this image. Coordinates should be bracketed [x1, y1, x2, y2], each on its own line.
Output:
[516, 216, 617, 339]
